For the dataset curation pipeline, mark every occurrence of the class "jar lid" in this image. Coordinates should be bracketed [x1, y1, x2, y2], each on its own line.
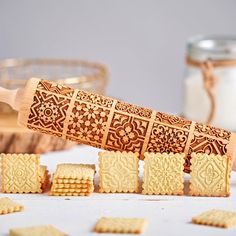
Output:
[187, 35, 236, 61]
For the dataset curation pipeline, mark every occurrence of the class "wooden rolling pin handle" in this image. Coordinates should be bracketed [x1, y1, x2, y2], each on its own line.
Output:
[0, 87, 23, 111]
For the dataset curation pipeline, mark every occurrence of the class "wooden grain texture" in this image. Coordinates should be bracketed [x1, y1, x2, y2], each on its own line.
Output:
[0, 113, 75, 154]
[17, 78, 236, 172]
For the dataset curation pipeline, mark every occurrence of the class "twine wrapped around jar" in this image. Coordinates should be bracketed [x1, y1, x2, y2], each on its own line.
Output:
[186, 56, 236, 125]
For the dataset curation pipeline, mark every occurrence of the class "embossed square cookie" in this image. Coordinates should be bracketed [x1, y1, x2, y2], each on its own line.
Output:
[95, 217, 148, 234]
[0, 197, 24, 215]
[1, 154, 41, 193]
[9, 225, 67, 236]
[190, 153, 231, 197]
[192, 209, 236, 228]
[98, 151, 139, 193]
[142, 152, 185, 195]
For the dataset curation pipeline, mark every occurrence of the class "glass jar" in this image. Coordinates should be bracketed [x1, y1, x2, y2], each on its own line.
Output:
[183, 35, 236, 131]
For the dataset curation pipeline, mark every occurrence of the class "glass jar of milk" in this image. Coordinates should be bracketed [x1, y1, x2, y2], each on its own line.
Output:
[183, 35, 236, 131]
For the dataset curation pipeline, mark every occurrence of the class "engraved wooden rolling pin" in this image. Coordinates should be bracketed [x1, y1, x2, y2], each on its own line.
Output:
[1, 78, 236, 172]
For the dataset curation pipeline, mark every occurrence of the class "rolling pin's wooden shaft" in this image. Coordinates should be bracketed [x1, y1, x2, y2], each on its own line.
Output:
[4, 78, 235, 172]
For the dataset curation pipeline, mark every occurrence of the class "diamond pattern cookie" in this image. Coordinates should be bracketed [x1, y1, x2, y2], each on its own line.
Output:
[142, 152, 185, 195]
[192, 209, 236, 228]
[98, 151, 139, 193]
[0, 198, 24, 215]
[190, 153, 231, 197]
[95, 217, 148, 234]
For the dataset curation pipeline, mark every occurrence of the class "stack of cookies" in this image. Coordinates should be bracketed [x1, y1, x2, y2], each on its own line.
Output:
[49, 164, 96, 196]
[0, 154, 49, 194]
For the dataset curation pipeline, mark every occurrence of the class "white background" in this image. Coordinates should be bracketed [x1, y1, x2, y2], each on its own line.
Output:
[0, 0, 235, 114]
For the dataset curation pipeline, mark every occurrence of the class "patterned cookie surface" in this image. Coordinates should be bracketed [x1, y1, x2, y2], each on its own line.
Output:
[0, 198, 24, 215]
[1, 154, 41, 193]
[95, 217, 148, 234]
[99, 151, 139, 193]
[190, 153, 231, 197]
[192, 209, 236, 228]
[9, 225, 67, 236]
[142, 152, 185, 195]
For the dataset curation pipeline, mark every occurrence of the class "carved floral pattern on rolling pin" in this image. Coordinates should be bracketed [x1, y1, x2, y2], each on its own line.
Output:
[194, 123, 231, 141]
[67, 101, 110, 146]
[147, 123, 189, 154]
[28, 90, 70, 136]
[105, 112, 149, 153]
[25, 80, 235, 172]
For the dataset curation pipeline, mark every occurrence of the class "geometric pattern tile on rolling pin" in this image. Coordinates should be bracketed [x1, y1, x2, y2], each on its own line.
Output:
[155, 112, 192, 129]
[37, 79, 75, 97]
[105, 112, 149, 153]
[146, 122, 189, 154]
[28, 90, 70, 137]
[194, 123, 231, 141]
[77, 90, 114, 108]
[66, 101, 110, 148]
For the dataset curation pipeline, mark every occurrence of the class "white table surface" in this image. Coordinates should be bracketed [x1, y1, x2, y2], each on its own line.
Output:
[1, 145, 236, 236]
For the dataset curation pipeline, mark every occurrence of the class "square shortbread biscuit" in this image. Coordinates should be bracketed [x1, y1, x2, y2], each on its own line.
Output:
[9, 225, 67, 236]
[0, 198, 24, 215]
[142, 152, 185, 195]
[52, 183, 91, 189]
[48, 192, 91, 196]
[1, 154, 41, 193]
[190, 153, 231, 197]
[54, 164, 95, 180]
[55, 179, 93, 184]
[192, 209, 236, 228]
[98, 151, 139, 193]
[51, 186, 94, 193]
[95, 217, 148, 234]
